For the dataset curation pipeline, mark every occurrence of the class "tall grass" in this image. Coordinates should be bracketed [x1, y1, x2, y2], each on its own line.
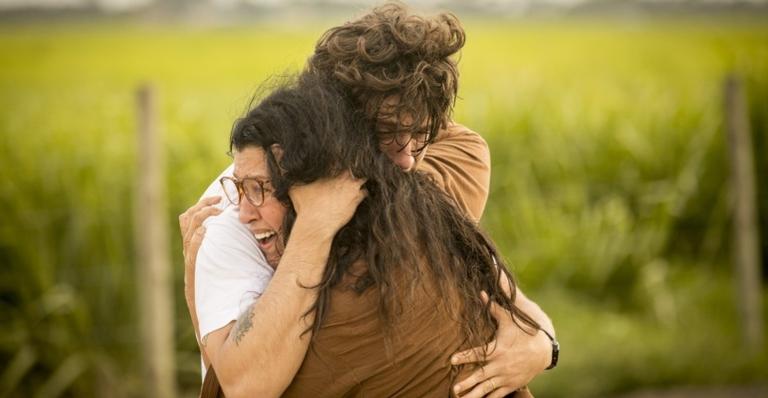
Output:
[0, 18, 766, 397]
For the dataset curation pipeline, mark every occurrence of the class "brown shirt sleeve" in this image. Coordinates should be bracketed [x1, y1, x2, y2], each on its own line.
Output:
[416, 123, 491, 222]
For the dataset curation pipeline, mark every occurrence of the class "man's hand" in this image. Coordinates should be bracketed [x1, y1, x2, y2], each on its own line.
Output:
[180, 196, 222, 261]
[289, 170, 367, 239]
[451, 292, 551, 398]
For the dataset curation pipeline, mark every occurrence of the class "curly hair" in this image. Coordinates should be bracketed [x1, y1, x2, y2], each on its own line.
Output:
[307, 1, 465, 144]
[230, 73, 539, 362]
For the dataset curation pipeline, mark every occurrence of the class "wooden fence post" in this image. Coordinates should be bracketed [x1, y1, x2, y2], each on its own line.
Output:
[135, 83, 178, 398]
[724, 74, 764, 352]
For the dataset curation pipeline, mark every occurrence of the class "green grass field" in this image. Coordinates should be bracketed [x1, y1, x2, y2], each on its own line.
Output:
[1, 16, 767, 397]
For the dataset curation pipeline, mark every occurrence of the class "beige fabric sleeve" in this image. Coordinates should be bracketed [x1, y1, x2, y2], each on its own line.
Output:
[417, 123, 491, 222]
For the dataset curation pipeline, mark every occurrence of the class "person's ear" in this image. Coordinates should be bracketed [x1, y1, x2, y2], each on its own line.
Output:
[269, 144, 285, 174]
[269, 144, 283, 160]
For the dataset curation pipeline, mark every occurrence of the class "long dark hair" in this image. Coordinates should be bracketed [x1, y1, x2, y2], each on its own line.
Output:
[230, 73, 538, 358]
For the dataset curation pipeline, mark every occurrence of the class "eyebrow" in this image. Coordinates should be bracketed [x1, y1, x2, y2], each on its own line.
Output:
[376, 120, 427, 132]
[232, 171, 269, 180]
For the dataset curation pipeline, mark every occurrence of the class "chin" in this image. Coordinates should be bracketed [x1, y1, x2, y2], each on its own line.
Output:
[266, 254, 280, 270]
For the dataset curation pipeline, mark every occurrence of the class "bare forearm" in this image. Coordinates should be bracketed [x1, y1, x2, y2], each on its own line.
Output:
[211, 220, 335, 397]
[515, 290, 555, 337]
[515, 289, 555, 373]
[184, 288, 211, 368]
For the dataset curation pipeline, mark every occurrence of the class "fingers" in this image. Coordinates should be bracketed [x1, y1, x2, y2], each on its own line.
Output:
[185, 206, 221, 241]
[179, 196, 221, 222]
[452, 335, 500, 366]
[185, 226, 206, 270]
[451, 344, 484, 366]
[452, 365, 488, 396]
[338, 170, 368, 203]
[340, 170, 367, 201]
[289, 169, 367, 229]
[342, 168, 367, 183]
[198, 195, 223, 207]
[180, 198, 222, 251]
[452, 355, 526, 397]
[179, 196, 221, 232]
[182, 196, 222, 221]
[457, 375, 502, 398]
[453, 292, 536, 398]
[487, 386, 516, 398]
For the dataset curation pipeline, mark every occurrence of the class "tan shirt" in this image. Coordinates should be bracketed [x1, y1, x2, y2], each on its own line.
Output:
[280, 124, 493, 397]
[282, 267, 466, 397]
[417, 123, 491, 223]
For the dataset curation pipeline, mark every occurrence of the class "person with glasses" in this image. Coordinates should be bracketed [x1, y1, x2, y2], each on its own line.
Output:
[179, 3, 557, 397]
[201, 72, 541, 397]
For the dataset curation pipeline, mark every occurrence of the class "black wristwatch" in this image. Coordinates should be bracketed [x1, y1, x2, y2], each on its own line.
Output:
[540, 328, 559, 370]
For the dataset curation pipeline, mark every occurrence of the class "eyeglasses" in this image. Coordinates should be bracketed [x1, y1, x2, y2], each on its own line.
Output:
[219, 176, 271, 207]
[377, 130, 430, 155]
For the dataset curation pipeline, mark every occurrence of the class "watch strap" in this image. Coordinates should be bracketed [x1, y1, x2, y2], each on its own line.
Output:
[540, 328, 559, 370]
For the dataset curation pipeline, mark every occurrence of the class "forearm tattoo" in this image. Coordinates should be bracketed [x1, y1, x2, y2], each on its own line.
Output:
[232, 305, 255, 346]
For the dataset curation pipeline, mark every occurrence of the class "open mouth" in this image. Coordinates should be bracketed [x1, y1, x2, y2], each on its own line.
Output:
[253, 230, 277, 248]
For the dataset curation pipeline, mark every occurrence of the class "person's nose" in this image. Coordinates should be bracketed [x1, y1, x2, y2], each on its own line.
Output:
[394, 142, 416, 171]
[238, 198, 261, 225]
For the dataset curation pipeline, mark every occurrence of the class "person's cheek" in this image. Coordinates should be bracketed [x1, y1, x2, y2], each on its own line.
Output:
[413, 145, 428, 166]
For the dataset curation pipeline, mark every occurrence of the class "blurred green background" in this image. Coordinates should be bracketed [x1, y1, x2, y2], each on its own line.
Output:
[1, 6, 767, 398]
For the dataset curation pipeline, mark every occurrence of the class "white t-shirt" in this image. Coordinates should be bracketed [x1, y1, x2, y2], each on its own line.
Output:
[195, 165, 275, 376]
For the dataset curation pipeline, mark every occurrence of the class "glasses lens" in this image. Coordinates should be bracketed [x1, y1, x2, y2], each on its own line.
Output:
[411, 132, 429, 153]
[377, 132, 396, 145]
[242, 179, 265, 206]
[393, 132, 413, 147]
[377, 129, 430, 155]
[220, 177, 240, 205]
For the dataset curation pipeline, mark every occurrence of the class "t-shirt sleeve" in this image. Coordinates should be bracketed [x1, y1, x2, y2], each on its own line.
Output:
[416, 123, 491, 222]
[195, 206, 274, 339]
